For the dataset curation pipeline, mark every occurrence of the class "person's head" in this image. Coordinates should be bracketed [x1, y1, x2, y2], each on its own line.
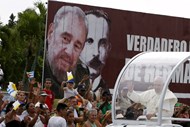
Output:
[68, 96, 78, 108]
[80, 10, 111, 80]
[30, 77, 36, 83]
[44, 78, 52, 89]
[17, 104, 25, 115]
[26, 102, 35, 113]
[86, 90, 94, 101]
[87, 108, 97, 123]
[153, 76, 164, 94]
[16, 91, 26, 102]
[47, 6, 88, 83]
[56, 103, 68, 117]
[121, 87, 128, 98]
[66, 110, 75, 123]
[77, 83, 86, 96]
[39, 91, 48, 103]
[102, 90, 112, 102]
[17, 81, 24, 90]
[66, 80, 75, 89]
[97, 108, 103, 120]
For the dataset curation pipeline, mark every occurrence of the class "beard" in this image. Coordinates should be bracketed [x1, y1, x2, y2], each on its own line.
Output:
[49, 50, 74, 83]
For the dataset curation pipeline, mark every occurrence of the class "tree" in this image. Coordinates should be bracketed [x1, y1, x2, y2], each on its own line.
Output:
[0, 1, 46, 88]
[8, 13, 16, 28]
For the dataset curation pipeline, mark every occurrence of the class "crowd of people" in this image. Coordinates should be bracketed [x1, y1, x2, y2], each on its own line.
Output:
[0, 5, 113, 127]
[0, 75, 112, 127]
[173, 102, 190, 126]
[1, 76, 190, 127]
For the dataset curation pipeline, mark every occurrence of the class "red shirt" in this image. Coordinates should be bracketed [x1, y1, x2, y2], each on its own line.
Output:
[43, 89, 54, 111]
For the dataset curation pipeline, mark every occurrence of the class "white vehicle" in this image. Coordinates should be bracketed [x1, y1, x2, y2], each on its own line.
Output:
[107, 52, 190, 127]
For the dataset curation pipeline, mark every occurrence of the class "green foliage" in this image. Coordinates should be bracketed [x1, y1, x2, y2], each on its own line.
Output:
[0, 1, 46, 87]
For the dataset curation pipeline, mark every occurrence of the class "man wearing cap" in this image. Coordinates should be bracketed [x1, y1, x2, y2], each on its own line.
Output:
[77, 83, 87, 97]
[35, 91, 49, 109]
[76, 84, 88, 107]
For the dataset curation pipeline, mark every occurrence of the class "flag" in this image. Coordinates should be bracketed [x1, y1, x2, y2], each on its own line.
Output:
[67, 72, 74, 83]
[7, 82, 17, 91]
[10, 91, 18, 98]
[26, 71, 34, 78]
[67, 72, 73, 81]
[7, 82, 18, 98]
[13, 100, 21, 110]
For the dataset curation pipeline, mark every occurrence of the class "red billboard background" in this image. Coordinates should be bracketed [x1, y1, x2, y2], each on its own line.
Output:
[45, 0, 190, 104]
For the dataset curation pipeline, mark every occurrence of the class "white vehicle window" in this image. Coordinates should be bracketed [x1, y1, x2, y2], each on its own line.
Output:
[113, 52, 190, 126]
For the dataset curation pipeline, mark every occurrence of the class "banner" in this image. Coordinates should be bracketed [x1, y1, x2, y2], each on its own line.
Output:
[43, 0, 190, 103]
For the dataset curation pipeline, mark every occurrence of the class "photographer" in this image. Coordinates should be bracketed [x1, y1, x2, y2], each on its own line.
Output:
[34, 91, 50, 124]
[35, 91, 49, 109]
[23, 102, 47, 127]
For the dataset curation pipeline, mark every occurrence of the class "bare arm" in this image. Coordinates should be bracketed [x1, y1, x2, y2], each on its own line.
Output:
[28, 113, 39, 127]
[78, 75, 89, 85]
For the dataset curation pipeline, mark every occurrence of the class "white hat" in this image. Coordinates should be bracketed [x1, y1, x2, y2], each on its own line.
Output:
[40, 91, 48, 96]
[116, 113, 124, 118]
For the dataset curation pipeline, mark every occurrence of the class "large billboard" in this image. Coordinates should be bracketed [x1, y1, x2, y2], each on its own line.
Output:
[44, 0, 190, 104]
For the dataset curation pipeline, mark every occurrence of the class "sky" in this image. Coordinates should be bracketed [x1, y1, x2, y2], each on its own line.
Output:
[0, 0, 190, 25]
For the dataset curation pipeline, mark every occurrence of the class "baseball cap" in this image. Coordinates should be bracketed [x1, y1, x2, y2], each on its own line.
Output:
[40, 91, 48, 96]
[77, 84, 86, 91]
[66, 79, 75, 84]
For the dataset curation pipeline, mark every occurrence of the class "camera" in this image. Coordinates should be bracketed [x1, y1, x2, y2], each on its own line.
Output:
[40, 104, 43, 109]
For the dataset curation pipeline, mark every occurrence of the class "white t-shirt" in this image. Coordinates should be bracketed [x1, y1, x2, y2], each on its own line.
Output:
[28, 115, 44, 127]
[64, 87, 78, 98]
[19, 110, 29, 121]
[48, 116, 66, 127]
